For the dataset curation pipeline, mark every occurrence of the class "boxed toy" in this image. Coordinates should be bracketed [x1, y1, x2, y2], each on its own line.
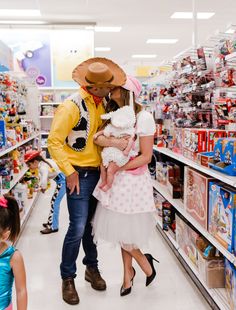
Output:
[166, 163, 183, 199]
[172, 128, 183, 154]
[176, 214, 199, 268]
[184, 167, 214, 230]
[225, 259, 236, 309]
[156, 162, 167, 184]
[198, 251, 225, 288]
[41, 93, 54, 103]
[207, 129, 227, 152]
[208, 182, 236, 252]
[0, 120, 6, 148]
[162, 200, 175, 232]
[153, 188, 165, 217]
[183, 128, 207, 160]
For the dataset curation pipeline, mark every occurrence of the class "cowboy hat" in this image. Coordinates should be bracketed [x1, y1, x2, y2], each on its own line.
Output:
[72, 57, 126, 87]
[24, 150, 41, 162]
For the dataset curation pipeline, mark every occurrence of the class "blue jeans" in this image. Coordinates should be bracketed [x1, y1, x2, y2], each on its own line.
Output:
[60, 168, 100, 279]
[47, 173, 66, 230]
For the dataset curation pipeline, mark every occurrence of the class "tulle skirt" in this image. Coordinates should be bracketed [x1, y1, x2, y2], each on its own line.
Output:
[92, 203, 156, 250]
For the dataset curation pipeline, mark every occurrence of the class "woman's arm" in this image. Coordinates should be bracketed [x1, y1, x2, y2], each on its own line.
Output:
[94, 135, 129, 151]
[11, 251, 27, 310]
[120, 135, 154, 171]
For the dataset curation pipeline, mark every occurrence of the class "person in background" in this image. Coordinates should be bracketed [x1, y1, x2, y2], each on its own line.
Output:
[0, 195, 27, 310]
[24, 150, 66, 235]
[93, 76, 159, 297]
[47, 57, 127, 305]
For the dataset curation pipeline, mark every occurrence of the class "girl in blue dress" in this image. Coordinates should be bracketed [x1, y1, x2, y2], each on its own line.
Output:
[0, 196, 27, 310]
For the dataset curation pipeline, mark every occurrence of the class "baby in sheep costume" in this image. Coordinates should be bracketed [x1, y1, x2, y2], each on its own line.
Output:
[94, 105, 137, 191]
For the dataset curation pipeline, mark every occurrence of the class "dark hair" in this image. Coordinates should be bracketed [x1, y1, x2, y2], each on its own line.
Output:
[0, 195, 20, 242]
[27, 155, 53, 169]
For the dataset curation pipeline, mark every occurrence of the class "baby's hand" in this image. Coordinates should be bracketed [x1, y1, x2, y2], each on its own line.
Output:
[115, 136, 130, 151]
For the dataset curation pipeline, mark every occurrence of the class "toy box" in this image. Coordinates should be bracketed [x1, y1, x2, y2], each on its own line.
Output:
[40, 93, 54, 103]
[162, 201, 175, 232]
[207, 129, 227, 152]
[208, 182, 236, 253]
[166, 163, 183, 199]
[0, 120, 6, 148]
[183, 129, 207, 160]
[176, 214, 199, 268]
[156, 162, 167, 184]
[184, 167, 214, 230]
[198, 251, 225, 288]
[172, 128, 183, 154]
[197, 151, 214, 167]
[225, 259, 236, 310]
[153, 188, 165, 217]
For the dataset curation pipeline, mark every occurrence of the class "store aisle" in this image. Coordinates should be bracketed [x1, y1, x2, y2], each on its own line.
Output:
[15, 187, 210, 310]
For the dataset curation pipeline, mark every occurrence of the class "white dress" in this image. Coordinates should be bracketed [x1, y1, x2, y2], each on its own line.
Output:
[92, 110, 156, 250]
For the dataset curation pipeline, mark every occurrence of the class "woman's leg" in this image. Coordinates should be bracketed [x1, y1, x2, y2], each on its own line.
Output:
[124, 247, 152, 276]
[121, 248, 135, 289]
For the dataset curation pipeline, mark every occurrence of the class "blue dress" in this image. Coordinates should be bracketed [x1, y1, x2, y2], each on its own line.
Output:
[0, 246, 15, 310]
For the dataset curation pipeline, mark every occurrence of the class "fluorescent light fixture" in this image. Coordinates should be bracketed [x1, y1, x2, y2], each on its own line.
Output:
[132, 54, 157, 59]
[171, 12, 215, 19]
[225, 28, 235, 34]
[0, 20, 46, 24]
[95, 47, 111, 52]
[147, 39, 178, 44]
[86, 26, 121, 32]
[0, 9, 41, 17]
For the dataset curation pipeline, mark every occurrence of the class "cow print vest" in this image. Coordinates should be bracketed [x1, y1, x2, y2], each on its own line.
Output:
[66, 93, 90, 152]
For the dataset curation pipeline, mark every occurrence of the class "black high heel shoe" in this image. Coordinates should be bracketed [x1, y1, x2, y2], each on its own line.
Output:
[145, 253, 160, 287]
[120, 267, 136, 297]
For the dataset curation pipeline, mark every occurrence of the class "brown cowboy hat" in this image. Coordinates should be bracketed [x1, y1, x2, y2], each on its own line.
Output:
[72, 57, 126, 87]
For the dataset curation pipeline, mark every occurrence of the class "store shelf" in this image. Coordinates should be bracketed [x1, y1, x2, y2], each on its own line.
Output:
[153, 180, 236, 265]
[0, 133, 40, 158]
[156, 221, 229, 310]
[40, 102, 61, 105]
[1, 166, 28, 195]
[41, 132, 49, 135]
[40, 115, 54, 119]
[156, 217, 179, 249]
[154, 146, 236, 187]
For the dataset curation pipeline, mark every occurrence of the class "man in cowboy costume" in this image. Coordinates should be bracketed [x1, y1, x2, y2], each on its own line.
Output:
[48, 58, 126, 305]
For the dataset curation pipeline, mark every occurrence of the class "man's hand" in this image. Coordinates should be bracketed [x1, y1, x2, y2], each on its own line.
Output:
[114, 136, 130, 151]
[66, 171, 80, 195]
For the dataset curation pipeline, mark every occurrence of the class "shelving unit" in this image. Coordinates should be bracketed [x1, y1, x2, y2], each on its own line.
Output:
[156, 220, 229, 310]
[40, 102, 61, 106]
[154, 146, 236, 187]
[2, 166, 28, 195]
[153, 180, 236, 265]
[40, 115, 54, 119]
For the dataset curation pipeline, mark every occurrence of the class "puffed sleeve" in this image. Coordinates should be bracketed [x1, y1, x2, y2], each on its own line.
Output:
[136, 110, 156, 136]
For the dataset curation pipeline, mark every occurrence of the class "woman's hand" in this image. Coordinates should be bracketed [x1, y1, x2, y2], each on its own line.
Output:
[94, 135, 130, 151]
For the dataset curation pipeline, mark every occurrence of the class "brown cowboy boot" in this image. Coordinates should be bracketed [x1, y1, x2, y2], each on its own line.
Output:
[85, 267, 107, 291]
[62, 278, 80, 305]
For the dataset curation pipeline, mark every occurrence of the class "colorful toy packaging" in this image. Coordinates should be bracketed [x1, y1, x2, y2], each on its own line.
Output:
[162, 201, 175, 232]
[208, 182, 236, 253]
[172, 128, 183, 154]
[207, 129, 227, 152]
[184, 167, 214, 230]
[183, 129, 207, 160]
[176, 214, 199, 268]
[225, 259, 236, 310]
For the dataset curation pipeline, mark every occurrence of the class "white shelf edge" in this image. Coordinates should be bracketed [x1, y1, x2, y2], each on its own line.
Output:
[0, 133, 40, 158]
[20, 191, 39, 227]
[153, 180, 236, 266]
[41, 132, 49, 135]
[154, 146, 236, 188]
[2, 166, 28, 195]
[156, 218, 179, 249]
[156, 221, 230, 310]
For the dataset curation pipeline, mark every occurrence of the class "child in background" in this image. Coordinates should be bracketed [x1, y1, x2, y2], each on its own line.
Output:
[24, 150, 66, 235]
[0, 195, 27, 310]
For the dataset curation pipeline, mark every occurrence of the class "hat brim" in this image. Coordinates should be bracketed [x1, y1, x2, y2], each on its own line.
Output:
[72, 57, 126, 87]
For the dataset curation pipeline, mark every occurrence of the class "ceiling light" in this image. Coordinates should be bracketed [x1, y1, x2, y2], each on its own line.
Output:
[86, 26, 121, 32]
[171, 12, 215, 19]
[132, 54, 157, 59]
[147, 39, 178, 44]
[0, 9, 41, 17]
[95, 47, 111, 52]
[0, 20, 46, 24]
[225, 28, 235, 34]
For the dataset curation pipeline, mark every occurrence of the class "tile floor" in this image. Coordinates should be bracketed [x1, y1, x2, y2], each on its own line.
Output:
[14, 188, 210, 310]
